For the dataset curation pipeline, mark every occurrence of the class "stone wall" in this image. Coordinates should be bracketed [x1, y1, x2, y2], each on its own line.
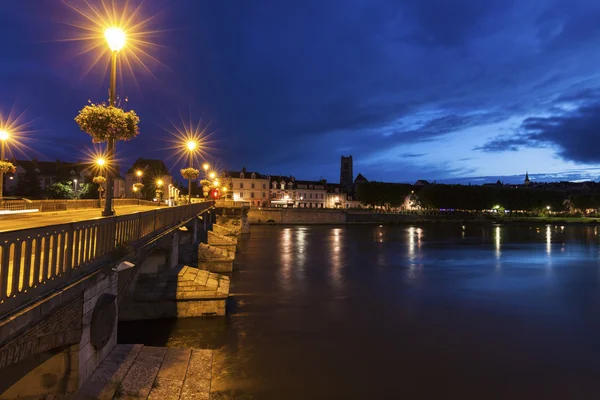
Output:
[76, 268, 118, 388]
[0, 267, 118, 398]
[248, 208, 346, 224]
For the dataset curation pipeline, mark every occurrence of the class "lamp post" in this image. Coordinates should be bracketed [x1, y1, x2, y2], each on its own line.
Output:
[135, 169, 142, 203]
[187, 141, 196, 204]
[0, 130, 8, 201]
[74, 179, 78, 199]
[103, 27, 126, 217]
[156, 179, 163, 205]
[96, 157, 106, 205]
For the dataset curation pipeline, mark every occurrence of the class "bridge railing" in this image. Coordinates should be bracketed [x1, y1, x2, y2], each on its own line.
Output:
[0, 198, 158, 212]
[215, 200, 251, 208]
[0, 201, 213, 318]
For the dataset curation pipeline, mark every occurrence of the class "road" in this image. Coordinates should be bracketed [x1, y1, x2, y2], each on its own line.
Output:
[0, 205, 163, 233]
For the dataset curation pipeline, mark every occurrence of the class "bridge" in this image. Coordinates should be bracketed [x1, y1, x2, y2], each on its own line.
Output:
[0, 201, 250, 398]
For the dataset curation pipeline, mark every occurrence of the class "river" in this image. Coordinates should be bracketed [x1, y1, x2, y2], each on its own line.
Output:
[119, 224, 600, 399]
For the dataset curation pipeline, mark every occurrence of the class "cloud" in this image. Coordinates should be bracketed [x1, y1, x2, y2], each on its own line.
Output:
[477, 87, 600, 163]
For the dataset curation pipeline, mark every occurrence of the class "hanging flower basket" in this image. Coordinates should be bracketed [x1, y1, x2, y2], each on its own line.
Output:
[75, 103, 140, 143]
[92, 176, 107, 185]
[133, 182, 144, 190]
[200, 179, 212, 188]
[181, 167, 200, 180]
[0, 161, 16, 174]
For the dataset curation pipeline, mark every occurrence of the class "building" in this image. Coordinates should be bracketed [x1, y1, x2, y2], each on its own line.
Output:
[221, 167, 270, 207]
[340, 155, 353, 188]
[326, 184, 360, 209]
[524, 171, 531, 186]
[125, 158, 172, 199]
[269, 176, 296, 207]
[294, 179, 327, 208]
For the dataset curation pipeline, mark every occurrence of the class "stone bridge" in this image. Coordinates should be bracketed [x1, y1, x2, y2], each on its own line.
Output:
[0, 201, 246, 398]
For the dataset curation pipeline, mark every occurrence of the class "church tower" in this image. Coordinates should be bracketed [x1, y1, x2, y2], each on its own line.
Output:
[340, 155, 353, 187]
[524, 171, 530, 186]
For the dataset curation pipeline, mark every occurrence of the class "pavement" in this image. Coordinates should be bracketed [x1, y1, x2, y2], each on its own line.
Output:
[0, 205, 162, 233]
[75, 344, 214, 400]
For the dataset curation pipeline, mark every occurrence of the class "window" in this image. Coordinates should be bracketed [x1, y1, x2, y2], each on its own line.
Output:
[251, 173, 256, 179]
[240, 192, 244, 198]
[263, 183, 266, 189]
[240, 172, 244, 179]
[251, 192, 255, 198]
[263, 192, 266, 198]
[240, 183, 244, 189]
[321, 194, 324, 199]
[309, 193, 313, 199]
[251, 183, 255, 189]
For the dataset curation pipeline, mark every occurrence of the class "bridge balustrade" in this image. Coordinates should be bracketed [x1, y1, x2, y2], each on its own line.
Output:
[0, 202, 213, 318]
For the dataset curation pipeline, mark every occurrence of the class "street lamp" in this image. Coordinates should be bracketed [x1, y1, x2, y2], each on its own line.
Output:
[186, 140, 197, 204]
[0, 130, 9, 201]
[102, 26, 126, 217]
[209, 171, 215, 180]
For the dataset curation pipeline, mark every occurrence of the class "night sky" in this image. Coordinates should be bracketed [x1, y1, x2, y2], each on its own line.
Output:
[2, 0, 600, 184]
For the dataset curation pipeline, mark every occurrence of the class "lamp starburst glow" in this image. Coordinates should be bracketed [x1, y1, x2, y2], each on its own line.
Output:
[0, 130, 8, 141]
[203, 163, 209, 171]
[105, 27, 126, 52]
[96, 157, 106, 166]
[187, 140, 197, 151]
[62, 0, 164, 81]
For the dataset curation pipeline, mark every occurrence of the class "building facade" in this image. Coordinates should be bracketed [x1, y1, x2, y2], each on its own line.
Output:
[221, 168, 270, 207]
[294, 180, 327, 208]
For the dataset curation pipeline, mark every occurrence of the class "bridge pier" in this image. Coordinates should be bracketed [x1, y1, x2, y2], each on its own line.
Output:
[0, 265, 119, 398]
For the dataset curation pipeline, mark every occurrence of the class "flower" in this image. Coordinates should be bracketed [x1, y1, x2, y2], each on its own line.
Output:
[181, 167, 200, 180]
[0, 161, 16, 174]
[75, 104, 140, 143]
[93, 176, 107, 185]
[133, 182, 145, 190]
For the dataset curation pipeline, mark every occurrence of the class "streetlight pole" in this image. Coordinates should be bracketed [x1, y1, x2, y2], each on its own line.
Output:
[103, 27, 125, 217]
[0, 130, 8, 201]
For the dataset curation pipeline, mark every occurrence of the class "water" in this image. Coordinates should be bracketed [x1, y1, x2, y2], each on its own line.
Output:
[119, 224, 600, 399]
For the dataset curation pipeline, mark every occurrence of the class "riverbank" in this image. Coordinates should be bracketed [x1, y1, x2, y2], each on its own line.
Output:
[248, 208, 600, 226]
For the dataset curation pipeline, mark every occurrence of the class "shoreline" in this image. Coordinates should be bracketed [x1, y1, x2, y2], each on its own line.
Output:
[250, 216, 600, 226]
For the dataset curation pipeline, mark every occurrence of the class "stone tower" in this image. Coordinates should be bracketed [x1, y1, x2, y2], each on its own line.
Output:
[524, 171, 530, 186]
[340, 155, 353, 187]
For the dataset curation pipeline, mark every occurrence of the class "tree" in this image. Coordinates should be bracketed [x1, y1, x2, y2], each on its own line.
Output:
[46, 182, 74, 199]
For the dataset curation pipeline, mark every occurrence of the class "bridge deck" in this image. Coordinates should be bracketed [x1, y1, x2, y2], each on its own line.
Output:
[0, 205, 162, 233]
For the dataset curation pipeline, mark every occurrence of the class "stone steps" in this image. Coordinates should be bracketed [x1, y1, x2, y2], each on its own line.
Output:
[76, 344, 214, 399]
[197, 243, 235, 273]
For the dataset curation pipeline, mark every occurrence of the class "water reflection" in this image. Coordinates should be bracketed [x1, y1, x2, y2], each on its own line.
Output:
[295, 228, 308, 281]
[279, 228, 293, 288]
[546, 225, 552, 256]
[330, 228, 343, 288]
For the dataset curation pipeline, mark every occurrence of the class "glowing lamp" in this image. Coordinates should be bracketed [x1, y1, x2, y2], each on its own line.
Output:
[157, 179, 163, 186]
[96, 157, 106, 166]
[187, 141, 197, 151]
[105, 27, 126, 52]
[0, 130, 8, 141]
[203, 163, 209, 171]
[136, 170, 142, 177]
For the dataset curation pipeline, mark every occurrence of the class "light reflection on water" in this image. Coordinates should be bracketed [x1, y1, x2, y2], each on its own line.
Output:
[119, 223, 600, 399]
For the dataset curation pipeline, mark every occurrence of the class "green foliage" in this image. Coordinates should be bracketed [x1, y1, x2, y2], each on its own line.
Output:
[46, 182, 74, 199]
[0, 161, 16, 174]
[78, 182, 99, 199]
[356, 182, 413, 208]
[75, 103, 140, 143]
[181, 167, 200, 180]
[417, 184, 567, 212]
[570, 194, 600, 212]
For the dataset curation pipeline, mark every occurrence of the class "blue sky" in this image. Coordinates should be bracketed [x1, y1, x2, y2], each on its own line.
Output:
[2, 0, 600, 184]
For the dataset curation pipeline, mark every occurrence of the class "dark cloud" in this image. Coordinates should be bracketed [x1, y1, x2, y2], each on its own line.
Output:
[3, 0, 600, 182]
